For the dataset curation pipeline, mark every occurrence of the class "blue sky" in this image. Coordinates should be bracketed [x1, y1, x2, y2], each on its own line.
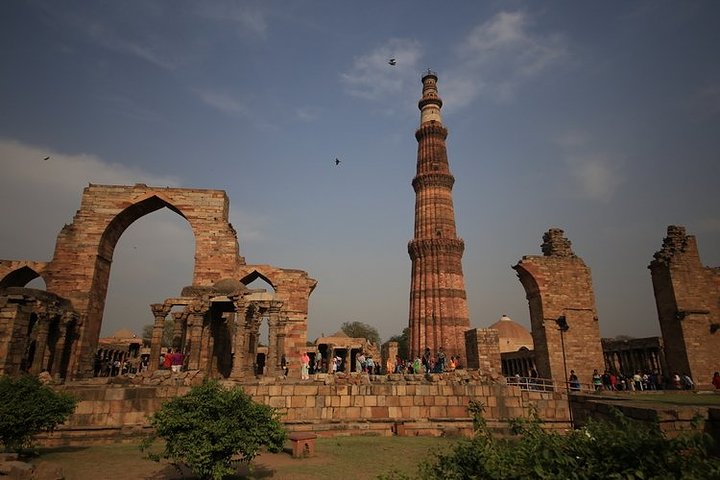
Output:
[1, 1, 718, 343]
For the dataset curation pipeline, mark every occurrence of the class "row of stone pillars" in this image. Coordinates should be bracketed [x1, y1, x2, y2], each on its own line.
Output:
[26, 311, 78, 379]
[147, 298, 287, 379]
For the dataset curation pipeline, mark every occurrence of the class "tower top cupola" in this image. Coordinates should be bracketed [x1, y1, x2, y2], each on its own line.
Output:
[418, 69, 443, 125]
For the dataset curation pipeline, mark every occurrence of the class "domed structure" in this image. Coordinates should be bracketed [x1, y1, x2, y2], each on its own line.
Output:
[488, 315, 534, 353]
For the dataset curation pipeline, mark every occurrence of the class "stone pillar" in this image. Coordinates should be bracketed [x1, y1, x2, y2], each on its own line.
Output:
[229, 299, 247, 380]
[149, 303, 170, 372]
[649, 226, 719, 388]
[464, 328, 501, 376]
[30, 313, 49, 375]
[171, 311, 185, 350]
[50, 316, 70, 378]
[186, 301, 207, 371]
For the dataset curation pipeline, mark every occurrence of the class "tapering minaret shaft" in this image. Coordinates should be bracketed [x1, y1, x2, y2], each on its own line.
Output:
[408, 71, 470, 362]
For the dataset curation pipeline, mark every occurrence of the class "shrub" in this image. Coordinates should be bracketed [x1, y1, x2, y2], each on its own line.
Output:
[403, 402, 720, 479]
[140, 380, 287, 480]
[0, 375, 77, 452]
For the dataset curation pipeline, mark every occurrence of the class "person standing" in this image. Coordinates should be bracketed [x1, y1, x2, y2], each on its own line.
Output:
[712, 372, 720, 390]
[300, 352, 310, 380]
[171, 350, 184, 373]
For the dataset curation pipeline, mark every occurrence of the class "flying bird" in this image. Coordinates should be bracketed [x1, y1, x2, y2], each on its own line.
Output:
[335, 158, 341, 166]
[43, 156, 50, 161]
[388, 58, 396, 66]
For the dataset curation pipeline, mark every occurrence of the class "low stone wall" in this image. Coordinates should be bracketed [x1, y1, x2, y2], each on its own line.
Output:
[570, 393, 720, 440]
[39, 370, 571, 446]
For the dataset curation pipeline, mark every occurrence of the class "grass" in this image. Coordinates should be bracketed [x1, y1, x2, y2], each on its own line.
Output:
[31, 435, 458, 480]
[621, 392, 720, 406]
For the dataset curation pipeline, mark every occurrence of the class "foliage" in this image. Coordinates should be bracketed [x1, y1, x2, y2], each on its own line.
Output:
[393, 404, 720, 480]
[0, 375, 77, 452]
[141, 317, 175, 347]
[140, 380, 287, 480]
[387, 327, 410, 360]
[341, 321, 381, 346]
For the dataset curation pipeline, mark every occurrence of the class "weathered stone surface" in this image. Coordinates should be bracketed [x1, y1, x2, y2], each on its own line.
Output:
[513, 228, 604, 385]
[408, 72, 470, 362]
[649, 226, 720, 388]
[0, 184, 316, 380]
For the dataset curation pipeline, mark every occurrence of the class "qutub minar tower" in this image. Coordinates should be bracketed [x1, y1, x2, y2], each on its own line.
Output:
[408, 70, 470, 361]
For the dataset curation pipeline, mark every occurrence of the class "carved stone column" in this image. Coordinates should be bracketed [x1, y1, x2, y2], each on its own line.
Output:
[229, 299, 247, 380]
[50, 314, 71, 378]
[30, 312, 50, 375]
[149, 303, 170, 372]
[268, 302, 283, 376]
[171, 311, 186, 350]
[186, 301, 207, 371]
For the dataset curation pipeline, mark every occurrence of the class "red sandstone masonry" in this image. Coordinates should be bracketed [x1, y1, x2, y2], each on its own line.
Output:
[40, 374, 571, 446]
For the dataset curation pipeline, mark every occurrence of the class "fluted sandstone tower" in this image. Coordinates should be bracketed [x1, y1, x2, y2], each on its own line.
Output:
[408, 71, 470, 361]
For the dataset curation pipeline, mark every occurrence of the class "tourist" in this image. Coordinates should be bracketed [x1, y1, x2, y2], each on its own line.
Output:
[672, 372, 682, 389]
[300, 352, 310, 380]
[569, 370, 580, 391]
[422, 347, 432, 373]
[633, 371, 643, 391]
[681, 373, 694, 390]
[712, 372, 720, 389]
[366, 356, 375, 374]
[281, 355, 289, 377]
[171, 350, 184, 373]
[592, 369, 603, 391]
[356, 352, 365, 373]
[609, 371, 618, 391]
[413, 356, 422, 374]
[162, 349, 173, 370]
[436, 347, 446, 373]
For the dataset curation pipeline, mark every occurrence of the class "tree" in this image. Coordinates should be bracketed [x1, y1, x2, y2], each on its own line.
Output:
[341, 321, 381, 346]
[387, 327, 410, 360]
[140, 380, 287, 480]
[0, 375, 77, 452]
[141, 317, 175, 347]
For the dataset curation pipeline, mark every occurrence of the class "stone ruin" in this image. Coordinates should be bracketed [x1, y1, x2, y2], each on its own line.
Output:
[649, 225, 720, 388]
[512, 228, 605, 386]
[0, 183, 316, 381]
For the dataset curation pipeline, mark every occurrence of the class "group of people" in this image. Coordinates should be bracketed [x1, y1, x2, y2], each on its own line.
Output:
[160, 348, 185, 372]
[569, 368, 698, 392]
[392, 348, 462, 375]
[286, 347, 462, 378]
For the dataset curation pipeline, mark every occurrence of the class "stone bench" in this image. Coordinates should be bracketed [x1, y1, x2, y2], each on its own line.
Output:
[288, 432, 317, 458]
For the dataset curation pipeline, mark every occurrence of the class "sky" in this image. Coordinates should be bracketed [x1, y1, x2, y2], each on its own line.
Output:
[1, 1, 719, 344]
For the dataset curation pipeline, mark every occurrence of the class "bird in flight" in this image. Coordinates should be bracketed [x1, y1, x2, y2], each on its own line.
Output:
[335, 158, 341, 166]
[43, 156, 50, 161]
[388, 58, 396, 66]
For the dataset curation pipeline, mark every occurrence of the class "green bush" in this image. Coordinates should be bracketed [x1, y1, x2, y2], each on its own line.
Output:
[385, 402, 720, 480]
[0, 375, 77, 452]
[140, 380, 287, 480]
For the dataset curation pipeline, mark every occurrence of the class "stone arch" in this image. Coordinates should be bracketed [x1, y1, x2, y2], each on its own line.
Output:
[240, 268, 277, 291]
[512, 228, 604, 385]
[44, 184, 243, 378]
[0, 262, 49, 290]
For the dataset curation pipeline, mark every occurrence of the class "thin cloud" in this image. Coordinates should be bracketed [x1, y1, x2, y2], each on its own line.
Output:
[340, 38, 423, 101]
[553, 131, 625, 202]
[0, 138, 179, 259]
[192, 2, 269, 38]
[686, 83, 720, 119]
[194, 89, 252, 116]
[444, 10, 568, 108]
[565, 154, 624, 202]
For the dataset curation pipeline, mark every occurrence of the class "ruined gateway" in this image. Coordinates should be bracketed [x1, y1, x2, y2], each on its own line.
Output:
[0, 184, 317, 381]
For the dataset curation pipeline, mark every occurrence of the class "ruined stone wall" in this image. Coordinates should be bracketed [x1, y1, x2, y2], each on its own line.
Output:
[0, 294, 33, 375]
[649, 226, 720, 388]
[513, 229, 604, 386]
[464, 328, 501, 376]
[41, 374, 570, 446]
[237, 265, 317, 364]
[570, 394, 720, 439]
